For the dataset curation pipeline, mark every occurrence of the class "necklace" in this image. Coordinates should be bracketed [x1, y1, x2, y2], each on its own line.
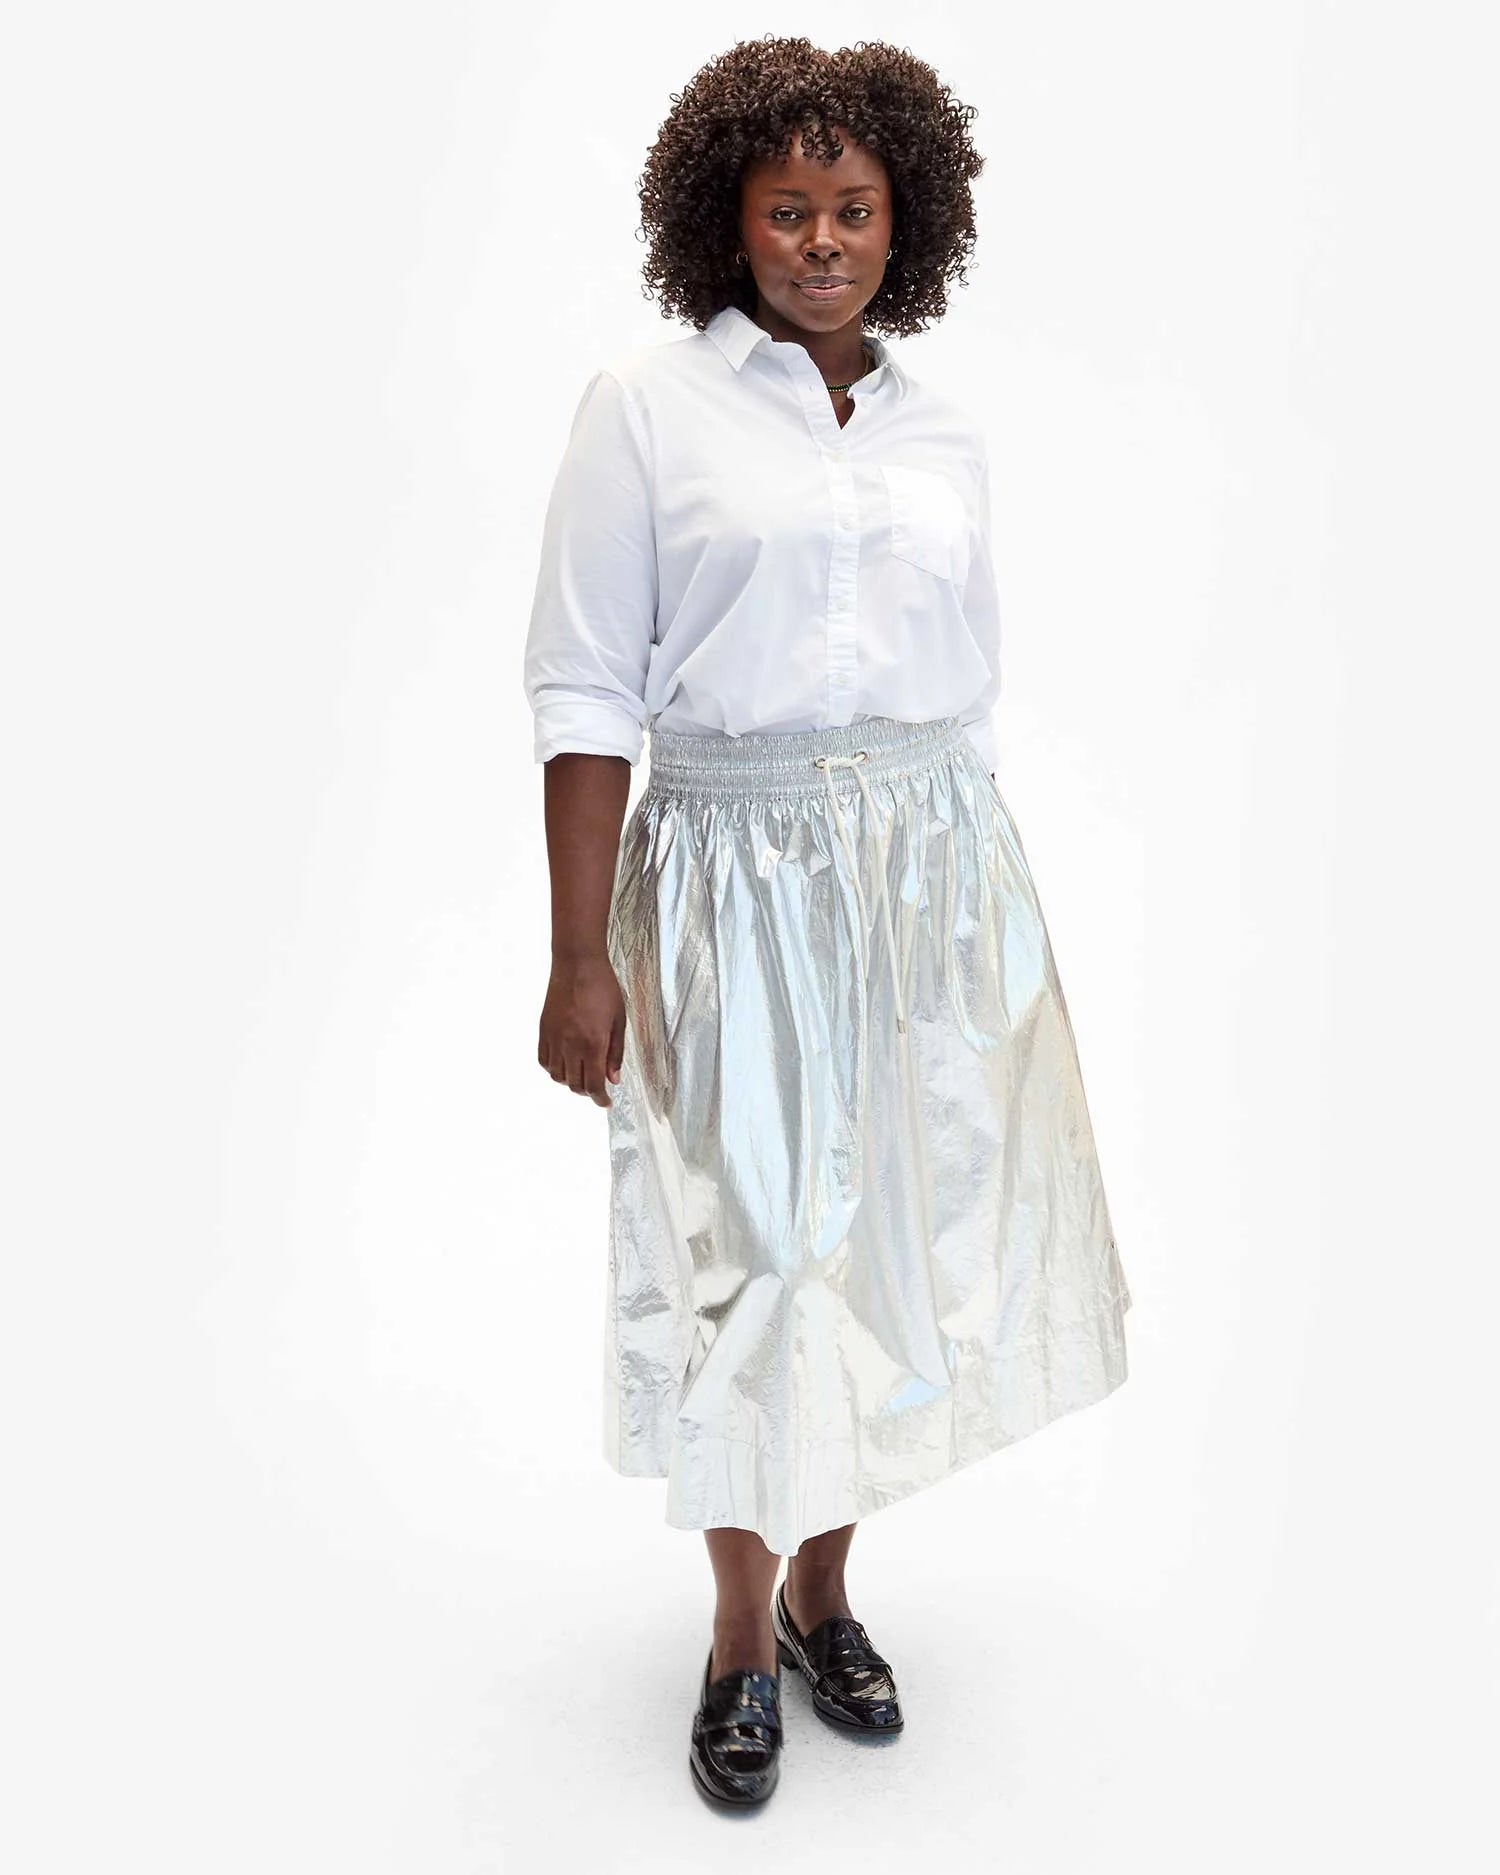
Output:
[826, 342, 876, 395]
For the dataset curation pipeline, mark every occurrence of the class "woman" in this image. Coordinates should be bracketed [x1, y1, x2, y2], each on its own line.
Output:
[522, 36, 1132, 1807]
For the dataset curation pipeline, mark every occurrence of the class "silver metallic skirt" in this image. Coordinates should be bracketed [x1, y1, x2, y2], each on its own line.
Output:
[603, 713, 1132, 1557]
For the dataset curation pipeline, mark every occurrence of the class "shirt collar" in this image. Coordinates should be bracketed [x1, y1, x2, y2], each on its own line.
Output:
[704, 303, 900, 389]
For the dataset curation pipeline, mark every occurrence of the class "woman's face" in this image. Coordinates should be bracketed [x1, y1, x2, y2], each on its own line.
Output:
[737, 127, 893, 337]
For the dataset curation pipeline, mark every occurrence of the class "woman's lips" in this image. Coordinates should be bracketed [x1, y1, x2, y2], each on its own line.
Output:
[796, 280, 852, 300]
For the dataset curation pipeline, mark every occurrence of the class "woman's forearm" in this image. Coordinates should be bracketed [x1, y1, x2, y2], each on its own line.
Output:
[542, 752, 632, 960]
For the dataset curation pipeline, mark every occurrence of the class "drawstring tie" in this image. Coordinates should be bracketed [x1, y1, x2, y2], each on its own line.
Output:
[812, 749, 908, 1035]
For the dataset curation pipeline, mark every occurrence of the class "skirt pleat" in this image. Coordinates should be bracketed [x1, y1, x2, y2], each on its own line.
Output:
[603, 713, 1131, 1556]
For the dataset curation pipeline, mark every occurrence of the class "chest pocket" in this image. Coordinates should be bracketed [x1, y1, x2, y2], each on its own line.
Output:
[880, 464, 972, 585]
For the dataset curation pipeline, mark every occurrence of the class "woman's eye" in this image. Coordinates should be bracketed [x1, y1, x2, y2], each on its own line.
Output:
[770, 206, 873, 223]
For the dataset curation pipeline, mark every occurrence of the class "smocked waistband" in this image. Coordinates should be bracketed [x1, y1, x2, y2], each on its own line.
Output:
[645, 714, 966, 800]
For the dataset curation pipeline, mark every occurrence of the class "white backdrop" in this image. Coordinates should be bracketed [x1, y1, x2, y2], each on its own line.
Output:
[5, 3, 1497, 1869]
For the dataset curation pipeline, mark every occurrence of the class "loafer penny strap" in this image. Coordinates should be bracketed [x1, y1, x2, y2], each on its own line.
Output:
[794, 1619, 895, 1706]
[806, 1616, 892, 1677]
[700, 1669, 783, 1740]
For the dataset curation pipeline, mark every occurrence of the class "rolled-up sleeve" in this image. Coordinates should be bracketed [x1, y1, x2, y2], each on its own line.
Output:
[522, 368, 657, 765]
[958, 442, 1002, 775]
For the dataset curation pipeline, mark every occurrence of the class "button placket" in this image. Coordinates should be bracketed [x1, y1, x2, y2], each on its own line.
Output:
[782, 352, 864, 723]
[824, 448, 859, 719]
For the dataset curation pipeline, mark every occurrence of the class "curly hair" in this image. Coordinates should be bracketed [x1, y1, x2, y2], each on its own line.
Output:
[636, 35, 985, 338]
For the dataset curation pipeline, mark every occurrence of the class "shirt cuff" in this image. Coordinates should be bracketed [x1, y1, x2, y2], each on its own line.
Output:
[532, 695, 645, 766]
[961, 710, 998, 775]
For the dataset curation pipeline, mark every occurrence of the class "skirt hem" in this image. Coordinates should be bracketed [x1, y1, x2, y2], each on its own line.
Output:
[602, 1281, 1132, 1557]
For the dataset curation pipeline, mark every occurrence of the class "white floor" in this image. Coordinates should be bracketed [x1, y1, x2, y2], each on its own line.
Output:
[10, 1315, 1490, 1873]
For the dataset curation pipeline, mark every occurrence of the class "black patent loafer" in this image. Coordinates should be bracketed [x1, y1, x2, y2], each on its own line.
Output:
[688, 1644, 784, 1806]
[771, 1579, 904, 1735]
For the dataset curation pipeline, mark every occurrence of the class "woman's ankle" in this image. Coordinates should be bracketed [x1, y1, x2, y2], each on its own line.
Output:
[711, 1608, 778, 1678]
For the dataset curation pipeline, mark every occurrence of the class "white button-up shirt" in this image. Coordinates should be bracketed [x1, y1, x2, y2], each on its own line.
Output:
[522, 303, 1002, 774]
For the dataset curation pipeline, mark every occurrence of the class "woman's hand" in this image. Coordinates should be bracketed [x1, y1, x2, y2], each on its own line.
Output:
[538, 950, 626, 1107]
